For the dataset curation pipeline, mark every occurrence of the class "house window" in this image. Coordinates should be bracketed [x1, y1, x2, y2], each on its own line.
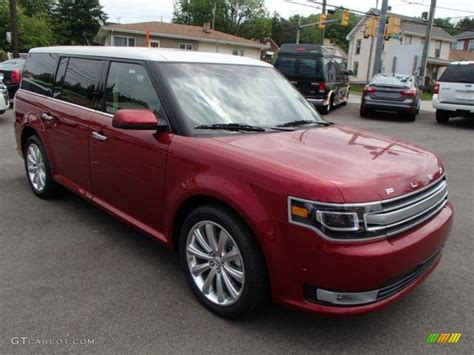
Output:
[355, 39, 361, 55]
[469, 39, 474, 52]
[353, 61, 359, 77]
[435, 40, 442, 58]
[405, 35, 412, 45]
[232, 49, 244, 56]
[455, 40, 464, 50]
[179, 43, 193, 50]
[150, 40, 160, 48]
[113, 36, 135, 47]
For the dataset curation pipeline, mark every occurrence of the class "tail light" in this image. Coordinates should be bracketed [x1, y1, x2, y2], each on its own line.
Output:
[10, 69, 22, 85]
[401, 88, 418, 97]
[319, 82, 326, 93]
[433, 82, 439, 94]
[363, 86, 376, 94]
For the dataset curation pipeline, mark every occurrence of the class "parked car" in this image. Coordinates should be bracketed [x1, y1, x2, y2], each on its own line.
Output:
[14, 47, 453, 318]
[274, 44, 351, 115]
[0, 74, 9, 114]
[360, 74, 421, 121]
[0, 58, 25, 100]
[432, 61, 474, 123]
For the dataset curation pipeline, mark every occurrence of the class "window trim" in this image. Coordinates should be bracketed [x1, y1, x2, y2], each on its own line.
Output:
[112, 35, 136, 47]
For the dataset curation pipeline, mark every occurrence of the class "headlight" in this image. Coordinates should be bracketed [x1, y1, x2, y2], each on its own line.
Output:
[289, 197, 383, 241]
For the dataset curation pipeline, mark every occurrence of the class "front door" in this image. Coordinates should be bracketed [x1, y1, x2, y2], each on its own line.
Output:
[89, 61, 171, 239]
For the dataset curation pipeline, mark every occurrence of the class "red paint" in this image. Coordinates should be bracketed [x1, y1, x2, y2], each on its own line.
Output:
[14, 89, 454, 315]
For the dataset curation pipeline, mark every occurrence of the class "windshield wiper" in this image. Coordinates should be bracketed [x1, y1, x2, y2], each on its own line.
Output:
[277, 120, 333, 128]
[195, 123, 266, 132]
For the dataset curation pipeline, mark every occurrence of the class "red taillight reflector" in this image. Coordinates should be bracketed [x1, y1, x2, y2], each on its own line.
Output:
[11, 69, 22, 84]
[296, 47, 305, 52]
[433, 83, 439, 94]
[401, 88, 418, 97]
[363, 86, 376, 93]
[319, 82, 326, 92]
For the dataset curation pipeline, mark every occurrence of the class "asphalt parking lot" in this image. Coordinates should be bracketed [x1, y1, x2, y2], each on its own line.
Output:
[1, 103, 473, 354]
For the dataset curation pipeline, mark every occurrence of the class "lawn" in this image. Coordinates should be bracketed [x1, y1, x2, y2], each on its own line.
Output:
[350, 84, 433, 101]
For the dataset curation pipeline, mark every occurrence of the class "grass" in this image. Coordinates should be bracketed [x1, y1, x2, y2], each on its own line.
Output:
[350, 83, 433, 101]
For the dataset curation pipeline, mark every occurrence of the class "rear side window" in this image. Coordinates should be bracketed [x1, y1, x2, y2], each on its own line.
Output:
[104, 62, 161, 115]
[439, 64, 474, 83]
[275, 56, 324, 79]
[58, 58, 102, 109]
[21, 54, 57, 96]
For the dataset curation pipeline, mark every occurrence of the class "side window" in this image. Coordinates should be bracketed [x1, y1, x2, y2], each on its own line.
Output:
[105, 62, 161, 116]
[53, 57, 69, 98]
[22, 53, 58, 96]
[58, 58, 102, 109]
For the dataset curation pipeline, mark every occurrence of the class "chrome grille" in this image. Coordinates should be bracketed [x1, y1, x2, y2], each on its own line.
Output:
[364, 177, 448, 237]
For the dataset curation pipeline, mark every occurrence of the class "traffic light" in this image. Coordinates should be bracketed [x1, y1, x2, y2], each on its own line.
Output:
[319, 14, 327, 29]
[341, 10, 350, 26]
[364, 16, 377, 38]
[385, 16, 401, 39]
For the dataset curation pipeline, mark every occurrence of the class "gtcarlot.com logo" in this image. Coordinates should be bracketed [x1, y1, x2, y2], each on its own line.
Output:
[11, 337, 95, 346]
[426, 333, 462, 344]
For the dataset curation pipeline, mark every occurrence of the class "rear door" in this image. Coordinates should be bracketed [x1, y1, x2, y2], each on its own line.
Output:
[45, 56, 104, 199]
[437, 63, 474, 105]
[89, 60, 171, 239]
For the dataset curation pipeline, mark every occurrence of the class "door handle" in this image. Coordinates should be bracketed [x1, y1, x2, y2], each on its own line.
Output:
[92, 131, 108, 142]
[41, 112, 54, 121]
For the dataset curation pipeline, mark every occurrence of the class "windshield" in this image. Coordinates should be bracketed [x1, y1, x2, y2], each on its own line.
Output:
[371, 75, 412, 88]
[160, 63, 325, 134]
[275, 55, 324, 78]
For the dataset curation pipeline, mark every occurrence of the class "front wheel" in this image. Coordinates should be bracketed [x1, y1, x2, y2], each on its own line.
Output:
[23, 136, 60, 198]
[179, 205, 267, 318]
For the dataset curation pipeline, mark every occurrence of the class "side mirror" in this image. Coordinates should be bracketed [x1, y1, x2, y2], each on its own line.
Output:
[112, 109, 166, 130]
[345, 70, 354, 76]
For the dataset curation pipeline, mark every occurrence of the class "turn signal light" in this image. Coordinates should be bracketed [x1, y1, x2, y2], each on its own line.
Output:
[291, 205, 310, 218]
[11, 69, 22, 85]
[363, 86, 377, 93]
[319, 82, 327, 93]
[401, 88, 417, 97]
[433, 82, 439, 94]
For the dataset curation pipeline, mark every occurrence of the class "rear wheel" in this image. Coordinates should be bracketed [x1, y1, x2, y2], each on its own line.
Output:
[318, 94, 332, 115]
[23, 136, 59, 198]
[359, 107, 369, 118]
[407, 112, 417, 121]
[179, 205, 267, 318]
[436, 109, 450, 123]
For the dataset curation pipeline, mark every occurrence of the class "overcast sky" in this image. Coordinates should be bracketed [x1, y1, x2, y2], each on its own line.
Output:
[101, 0, 474, 24]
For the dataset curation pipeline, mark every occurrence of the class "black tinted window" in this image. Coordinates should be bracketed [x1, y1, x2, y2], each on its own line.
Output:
[58, 58, 102, 108]
[105, 62, 161, 115]
[53, 57, 69, 98]
[275, 56, 324, 79]
[22, 54, 57, 96]
[439, 64, 474, 83]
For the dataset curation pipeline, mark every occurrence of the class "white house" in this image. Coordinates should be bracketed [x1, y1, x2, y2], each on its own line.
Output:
[94, 22, 268, 60]
[346, 10, 454, 83]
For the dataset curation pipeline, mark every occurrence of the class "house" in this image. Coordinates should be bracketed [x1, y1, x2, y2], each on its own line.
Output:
[346, 10, 454, 83]
[259, 37, 279, 61]
[323, 39, 348, 60]
[453, 31, 474, 52]
[449, 49, 474, 62]
[94, 22, 268, 59]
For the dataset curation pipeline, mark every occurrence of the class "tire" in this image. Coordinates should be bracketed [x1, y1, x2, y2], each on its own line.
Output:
[179, 204, 267, 318]
[359, 107, 369, 118]
[0, 110, 5, 115]
[407, 112, 416, 121]
[341, 92, 349, 106]
[436, 109, 450, 123]
[318, 103, 330, 115]
[23, 135, 60, 198]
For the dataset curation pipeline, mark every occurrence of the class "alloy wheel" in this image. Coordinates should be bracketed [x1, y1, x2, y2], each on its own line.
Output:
[26, 143, 46, 192]
[186, 221, 245, 306]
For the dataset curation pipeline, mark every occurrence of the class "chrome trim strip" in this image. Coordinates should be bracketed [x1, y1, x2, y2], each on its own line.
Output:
[365, 186, 448, 229]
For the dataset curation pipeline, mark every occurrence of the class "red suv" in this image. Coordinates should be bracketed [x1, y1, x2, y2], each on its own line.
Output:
[14, 47, 453, 318]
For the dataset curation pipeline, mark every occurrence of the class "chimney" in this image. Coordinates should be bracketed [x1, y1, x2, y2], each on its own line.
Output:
[203, 22, 211, 33]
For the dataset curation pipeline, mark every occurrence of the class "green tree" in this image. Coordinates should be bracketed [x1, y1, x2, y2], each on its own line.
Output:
[455, 17, 474, 33]
[173, 0, 269, 38]
[19, 0, 54, 17]
[0, 0, 54, 52]
[51, 0, 107, 45]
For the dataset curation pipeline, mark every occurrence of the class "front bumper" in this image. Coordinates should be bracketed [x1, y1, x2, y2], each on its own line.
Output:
[267, 202, 453, 315]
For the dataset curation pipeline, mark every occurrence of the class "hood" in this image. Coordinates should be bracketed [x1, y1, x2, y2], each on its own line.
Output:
[212, 125, 443, 203]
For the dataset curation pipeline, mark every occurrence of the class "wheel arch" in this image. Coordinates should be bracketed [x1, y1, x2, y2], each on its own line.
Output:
[20, 126, 39, 155]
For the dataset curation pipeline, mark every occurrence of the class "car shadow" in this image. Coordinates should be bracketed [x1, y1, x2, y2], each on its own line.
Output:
[358, 111, 414, 123]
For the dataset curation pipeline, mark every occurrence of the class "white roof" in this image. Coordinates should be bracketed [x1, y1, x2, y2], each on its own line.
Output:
[29, 46, 272, 67]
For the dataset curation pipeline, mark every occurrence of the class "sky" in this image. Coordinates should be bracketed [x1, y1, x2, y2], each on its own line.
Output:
[100, 0, 474, 24]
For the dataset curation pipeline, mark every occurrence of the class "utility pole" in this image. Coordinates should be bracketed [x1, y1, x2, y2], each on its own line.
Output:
[372, 0, 388, 77]
[211, 1, 217, 30]
[320, 0, 326, 45]
[296, 18, 301, 44]
[9, 0, 19, 58]
[419, 0, 437, 87]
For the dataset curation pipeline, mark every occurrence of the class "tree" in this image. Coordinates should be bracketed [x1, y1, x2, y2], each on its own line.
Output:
[173, 0, 269, 38]
[455, 17, 474, 33]
[51, 0, 107, 45]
